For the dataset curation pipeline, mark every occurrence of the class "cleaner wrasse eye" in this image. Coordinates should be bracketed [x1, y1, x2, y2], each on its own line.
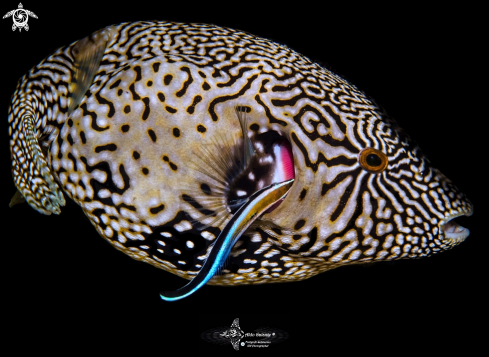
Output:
[7, 21, 473, 296]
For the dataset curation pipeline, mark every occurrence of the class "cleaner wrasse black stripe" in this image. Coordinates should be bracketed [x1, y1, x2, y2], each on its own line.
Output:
[160, 178, 294, 301]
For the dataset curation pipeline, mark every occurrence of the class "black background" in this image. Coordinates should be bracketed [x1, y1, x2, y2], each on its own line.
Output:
[2, 1, 486, 353]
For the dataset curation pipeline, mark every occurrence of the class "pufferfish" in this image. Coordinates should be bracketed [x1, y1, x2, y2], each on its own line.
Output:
[8, 21, 473, 300]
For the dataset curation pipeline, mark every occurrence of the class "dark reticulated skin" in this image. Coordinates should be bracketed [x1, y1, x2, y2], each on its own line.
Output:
[4, 16, 472, 290]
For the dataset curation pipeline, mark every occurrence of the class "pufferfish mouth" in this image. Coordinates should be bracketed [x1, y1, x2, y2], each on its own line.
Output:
[441, 210, 473, 242]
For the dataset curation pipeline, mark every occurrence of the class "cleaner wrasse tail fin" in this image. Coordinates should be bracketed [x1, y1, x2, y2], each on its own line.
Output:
[160, 178, 294, 301]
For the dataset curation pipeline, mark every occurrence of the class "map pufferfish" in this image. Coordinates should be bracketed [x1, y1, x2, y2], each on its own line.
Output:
[7, 21, 473, 300]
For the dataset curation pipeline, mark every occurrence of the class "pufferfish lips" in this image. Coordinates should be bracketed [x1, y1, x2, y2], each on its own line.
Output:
[441, 212, 472, 242]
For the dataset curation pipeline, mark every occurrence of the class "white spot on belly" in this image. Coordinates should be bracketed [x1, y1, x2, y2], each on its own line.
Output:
[174, 249, 181, 255]
[174, 220, 192, 232]
[348, 250, 361, 260]
[110, 220, 120, 232]
[244, 259, 257, 264]
[328, 237, 342, 251]
[264, 249, 280, 258]
[396, 234, 404, 245]
[125, 231, 144, 240]
[201, 231, 215, 241]
[157, 240, 166, 246]
[75, 185, 85, 200]
[285, 267, 298, 275]
[186, 240, 194, 248]
[414, 227, 424, 234]
[254, 242, 272, 254]
[250, 233, 262, 242]
[160, 232, 172, 237]
[383, 234, 394, 249]
[104, 226, 113, 238]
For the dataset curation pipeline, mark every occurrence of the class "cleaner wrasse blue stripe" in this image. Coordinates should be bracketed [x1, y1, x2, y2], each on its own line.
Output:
[160, 178, 294, 301]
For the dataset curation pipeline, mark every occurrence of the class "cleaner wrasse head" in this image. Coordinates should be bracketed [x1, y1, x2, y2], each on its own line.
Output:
[7, 21, 473, 292]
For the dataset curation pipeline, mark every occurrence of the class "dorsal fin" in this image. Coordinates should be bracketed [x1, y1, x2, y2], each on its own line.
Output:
[235, 105, 255, 167]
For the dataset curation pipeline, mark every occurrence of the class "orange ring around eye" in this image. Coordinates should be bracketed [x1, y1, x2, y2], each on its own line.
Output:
[358, 148, 388, 173]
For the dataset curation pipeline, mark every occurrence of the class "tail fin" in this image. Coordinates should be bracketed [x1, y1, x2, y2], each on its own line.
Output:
[8, 26, 113, 215]
[9, 102, 65, 214]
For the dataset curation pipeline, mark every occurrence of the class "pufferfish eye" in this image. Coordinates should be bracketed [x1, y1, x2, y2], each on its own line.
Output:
[359, 148, 388, 173]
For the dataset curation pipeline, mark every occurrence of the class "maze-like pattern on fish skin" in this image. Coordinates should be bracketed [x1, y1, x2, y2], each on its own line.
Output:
[8, 21, 473, 286]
